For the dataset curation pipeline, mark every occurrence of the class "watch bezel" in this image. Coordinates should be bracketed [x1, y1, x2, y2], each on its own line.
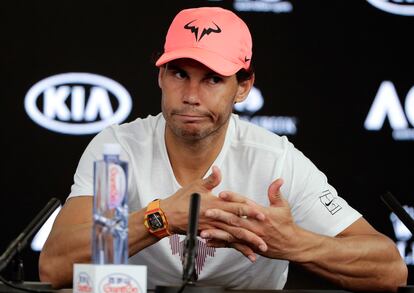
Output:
[147, 211, 165, 231]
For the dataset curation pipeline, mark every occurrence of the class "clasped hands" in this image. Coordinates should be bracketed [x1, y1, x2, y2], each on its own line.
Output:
[161, 166, 303, 263]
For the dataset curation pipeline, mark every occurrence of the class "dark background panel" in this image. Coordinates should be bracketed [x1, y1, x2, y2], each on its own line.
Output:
[1, 0, 413, 287]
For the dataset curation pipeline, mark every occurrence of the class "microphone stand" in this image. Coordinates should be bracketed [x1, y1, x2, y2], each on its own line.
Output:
[156, 193, 224, 293]
[0, 197, 61, 292]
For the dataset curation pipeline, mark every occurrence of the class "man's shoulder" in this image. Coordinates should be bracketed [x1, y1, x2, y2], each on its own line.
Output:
[231, 114, 290, 154]
[105, 113, 162, 140]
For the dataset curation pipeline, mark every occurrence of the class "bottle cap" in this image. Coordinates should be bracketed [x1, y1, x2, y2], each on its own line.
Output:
[103, 143, 121, 156]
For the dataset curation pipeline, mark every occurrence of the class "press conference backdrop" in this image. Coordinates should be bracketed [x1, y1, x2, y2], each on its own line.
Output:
[1, 0, 413, 285]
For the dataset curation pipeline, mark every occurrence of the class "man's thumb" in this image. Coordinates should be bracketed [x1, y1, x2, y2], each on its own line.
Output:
[268, 178, 286, 207]
[202, 166, 222, 190]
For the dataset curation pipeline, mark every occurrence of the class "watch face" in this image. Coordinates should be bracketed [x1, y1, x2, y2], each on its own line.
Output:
[148, 212, 164, 230]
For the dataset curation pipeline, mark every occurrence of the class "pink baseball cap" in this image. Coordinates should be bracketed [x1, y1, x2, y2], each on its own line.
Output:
[155, 7, 252, 76]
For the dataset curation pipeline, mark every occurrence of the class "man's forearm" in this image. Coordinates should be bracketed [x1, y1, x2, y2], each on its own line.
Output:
[293, 228, 407, 292]
[39, 208, 158, 288]
[39, 222, 92, 288]
[200, 188, 408, 292]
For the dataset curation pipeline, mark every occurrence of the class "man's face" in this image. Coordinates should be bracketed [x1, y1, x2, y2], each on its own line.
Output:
[158, 58, 251, 141]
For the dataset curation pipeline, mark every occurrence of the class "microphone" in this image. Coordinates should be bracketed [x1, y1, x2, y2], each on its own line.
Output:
[155, 193, 224, 293]
[380, 192, 414, 293]
[380, 191, 414, 235]
[0, 197, 61, 273]
[0, 197, 60, 293]
[182, 193, 200, 284]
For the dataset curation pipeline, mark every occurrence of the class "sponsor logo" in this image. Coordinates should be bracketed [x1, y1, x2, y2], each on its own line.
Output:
[24, 73, 132, 135]
[366, 0, 414, 16]
[169, 234, 215, 275]
[364, 81, 414, 141]
[108, 164, 127, 209]
[207, 0, 293, 14]
[390, 205, 414, 264]
[76, 272, 93, 293]
[319, 190, 342, 215]
[234, 0, 293, 14]
[184, 20, 222, 42]
[234, 86, 298, 135]
[100, 273, 141, 293]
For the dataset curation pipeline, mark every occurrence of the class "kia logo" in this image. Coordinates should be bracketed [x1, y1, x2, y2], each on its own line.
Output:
[24, 73, 132, 135]
[366, 0, 414, 16]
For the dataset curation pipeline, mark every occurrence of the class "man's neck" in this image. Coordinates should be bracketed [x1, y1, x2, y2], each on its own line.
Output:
[164, 122, 229, 186]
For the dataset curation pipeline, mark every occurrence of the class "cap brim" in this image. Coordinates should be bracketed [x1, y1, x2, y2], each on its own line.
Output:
[155, 47, 244, 76]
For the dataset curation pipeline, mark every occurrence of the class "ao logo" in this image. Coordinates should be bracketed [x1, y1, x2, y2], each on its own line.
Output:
[364, 81, 414, 140]
[234, 86, 264, 113]
[366, 0, 414, 16]
[24, 73, 132, 135]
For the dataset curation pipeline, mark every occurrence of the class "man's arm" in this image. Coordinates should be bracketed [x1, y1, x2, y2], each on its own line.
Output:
[39, 167, 266, 288]
[39, 196, 157, 288]
[294, 217, 407, 292]
[201, 179, 407, 292]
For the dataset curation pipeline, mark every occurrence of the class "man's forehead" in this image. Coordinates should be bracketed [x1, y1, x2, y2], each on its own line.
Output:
[166, 58, 224, 76]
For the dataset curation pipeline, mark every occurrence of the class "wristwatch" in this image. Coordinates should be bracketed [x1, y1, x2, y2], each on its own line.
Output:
[144, 199, 171, 238]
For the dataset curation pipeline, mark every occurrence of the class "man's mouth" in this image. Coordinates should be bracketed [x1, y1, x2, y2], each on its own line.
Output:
[174, 114, 207, 122]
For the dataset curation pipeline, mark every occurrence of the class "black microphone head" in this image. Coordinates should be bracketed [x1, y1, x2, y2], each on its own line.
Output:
[182, 193, 201, 283]
[187, 193, 200, 238]
[381, 191, 414, 236]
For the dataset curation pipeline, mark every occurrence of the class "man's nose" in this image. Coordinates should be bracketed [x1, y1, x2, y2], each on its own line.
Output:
[182, 80, 201, 106]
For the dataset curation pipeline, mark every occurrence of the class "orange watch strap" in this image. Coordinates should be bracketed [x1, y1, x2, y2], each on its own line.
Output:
[147, 198, 161, 213]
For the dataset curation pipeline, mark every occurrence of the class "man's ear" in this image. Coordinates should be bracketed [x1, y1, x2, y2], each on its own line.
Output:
[235, 73, 255, 104]
[158, 66, 165, 89]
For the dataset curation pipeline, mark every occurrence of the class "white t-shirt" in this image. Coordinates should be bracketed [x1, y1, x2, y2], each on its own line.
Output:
[69, 113, 361, 290]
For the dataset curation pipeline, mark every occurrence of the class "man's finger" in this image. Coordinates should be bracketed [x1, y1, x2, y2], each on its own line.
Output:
[205, 209, 245, 227]
[268, 178, 286, 207]
[206, 240, 256, 262]
[207, 203, 265, 221]
[200, 228, 235, 243]
[201, 224, 267, 252]
[202, 165, 222, 190]
[231, 243, 257, 262]
[219, 191, 257, 207]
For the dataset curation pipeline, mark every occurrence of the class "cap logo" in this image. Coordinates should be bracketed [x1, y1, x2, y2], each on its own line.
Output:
[184, 19, 222, 42]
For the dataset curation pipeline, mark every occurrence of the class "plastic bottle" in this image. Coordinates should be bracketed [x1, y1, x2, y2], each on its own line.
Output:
[92, 143, 128, 264]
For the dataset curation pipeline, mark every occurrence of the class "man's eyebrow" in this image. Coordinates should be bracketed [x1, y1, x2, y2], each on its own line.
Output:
[165, 63, 227, 79]
[165, 64, 182, 71]
[205, 71, 227, 79]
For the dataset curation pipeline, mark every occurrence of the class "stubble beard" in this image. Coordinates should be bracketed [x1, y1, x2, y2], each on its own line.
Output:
[164, 109, 233, 143]
[167, 116, 223, 142]
[161, 94, 235, 143]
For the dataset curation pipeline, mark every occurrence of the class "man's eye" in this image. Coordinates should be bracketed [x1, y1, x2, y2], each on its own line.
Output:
[174, 71, 187, 79]
[208, 76, 223, 84]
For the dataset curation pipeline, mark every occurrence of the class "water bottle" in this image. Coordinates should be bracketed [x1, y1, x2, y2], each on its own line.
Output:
[92, 143, 128, 264]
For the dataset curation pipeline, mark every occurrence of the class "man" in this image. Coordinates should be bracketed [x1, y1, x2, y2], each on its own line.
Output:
[39, 6, 407, 291]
